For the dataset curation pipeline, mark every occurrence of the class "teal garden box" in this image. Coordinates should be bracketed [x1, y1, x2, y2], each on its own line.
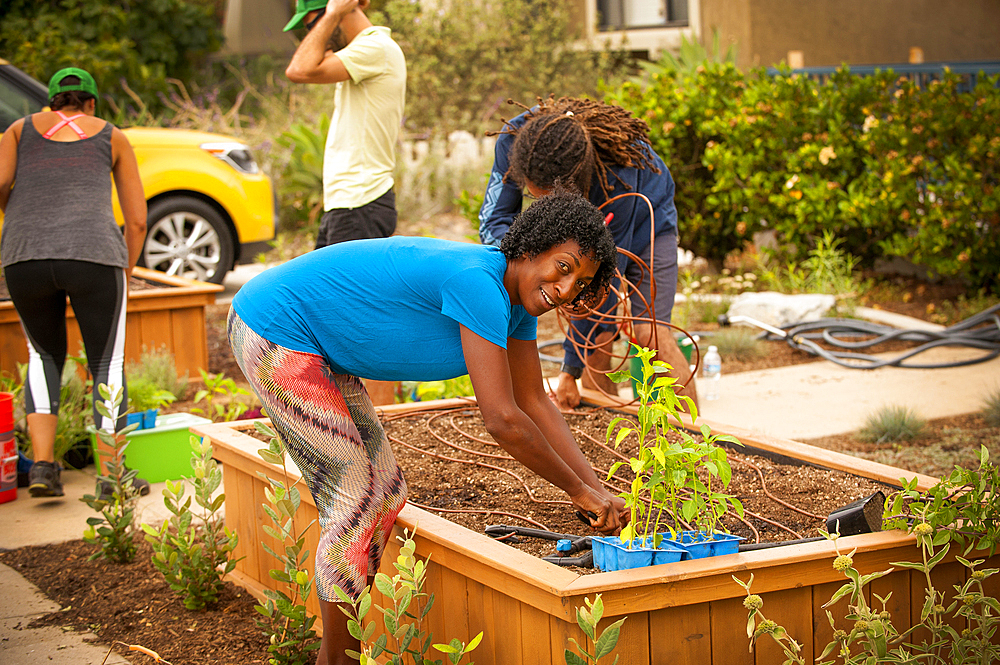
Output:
[90, 413, 213, 483]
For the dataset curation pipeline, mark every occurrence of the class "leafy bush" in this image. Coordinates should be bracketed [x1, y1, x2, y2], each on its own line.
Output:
[381, 0, 629, 136]
[81, 385, 141, 563]
[0, 0, 222, 116]
[142, 436, 240, 611]
[606, 66, 1000, 293]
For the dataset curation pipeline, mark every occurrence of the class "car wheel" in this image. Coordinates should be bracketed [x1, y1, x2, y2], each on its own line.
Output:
[141, 196, 235, 284]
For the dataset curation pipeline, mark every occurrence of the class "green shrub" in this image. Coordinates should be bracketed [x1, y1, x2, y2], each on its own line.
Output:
[126, 346, 188, 403]
[859, 405, 927, 444]
[0, 0, 222, 116]
[606, 66, 1000, 293]
[382, 0, 629, 136]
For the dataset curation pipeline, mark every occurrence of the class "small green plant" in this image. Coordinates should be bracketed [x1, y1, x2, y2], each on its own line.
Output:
[709, 327, 766, 362]
[606, 345, 743, 545]
[564, 594, 625, 665]
[126, 345, 189, 402]
[338, 527, 482, 665]
[192, 370, 253, 422]
[141, 436, 240, 610]
[859, 405, 927, 444]
[981, 386, 1000, 428]
[454, 189, 484, 231]
[127, 376, 177, 413]
[80, 384, 141, 563]
[254, 421, 320, 665]
[736, 446, 1000, 664]
[275, 116, 329, 230]
[401, 375, 475, 403]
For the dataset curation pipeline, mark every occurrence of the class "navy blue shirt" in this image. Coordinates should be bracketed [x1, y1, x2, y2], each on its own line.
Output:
[478, 109, 678, 266]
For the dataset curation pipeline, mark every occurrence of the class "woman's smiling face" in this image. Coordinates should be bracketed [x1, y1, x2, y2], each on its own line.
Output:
[508, 240, 600, 317]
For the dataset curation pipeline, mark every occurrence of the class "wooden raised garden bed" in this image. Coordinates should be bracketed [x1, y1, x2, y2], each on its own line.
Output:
[193, 396, 1000, 665]
[0, 266, 222, 380]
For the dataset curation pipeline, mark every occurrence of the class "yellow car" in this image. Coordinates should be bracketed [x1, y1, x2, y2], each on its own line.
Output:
[0, 60, 275, 284]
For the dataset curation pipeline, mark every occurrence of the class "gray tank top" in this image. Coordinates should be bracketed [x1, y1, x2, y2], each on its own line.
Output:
[1, 117, 129, 269]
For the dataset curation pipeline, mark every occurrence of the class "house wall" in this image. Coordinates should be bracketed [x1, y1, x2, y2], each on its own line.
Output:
[700, 0, 1000, 70]
[221, 0, 296, 55]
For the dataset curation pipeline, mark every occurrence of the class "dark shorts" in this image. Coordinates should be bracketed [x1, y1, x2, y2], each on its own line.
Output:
[315, 188, 397, 249]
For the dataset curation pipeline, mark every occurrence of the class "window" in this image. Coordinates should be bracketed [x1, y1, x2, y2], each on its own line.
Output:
[597, 0, 688, 30]
[0, 68, 45, 133]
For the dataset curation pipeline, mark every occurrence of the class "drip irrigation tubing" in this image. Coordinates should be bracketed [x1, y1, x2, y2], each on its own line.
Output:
[545, 192, 701, 407]
[383, 405, 825, 544]
[763, 303, 1000, 370]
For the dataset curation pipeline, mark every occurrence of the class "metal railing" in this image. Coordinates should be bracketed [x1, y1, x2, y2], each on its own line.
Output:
[767, 61, 1000, 92]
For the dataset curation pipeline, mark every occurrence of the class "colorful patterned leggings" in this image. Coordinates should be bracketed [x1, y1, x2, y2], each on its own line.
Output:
[228, 309, 407, 601]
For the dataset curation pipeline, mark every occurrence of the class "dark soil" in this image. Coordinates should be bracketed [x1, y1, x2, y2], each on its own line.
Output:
[0, 539, 269, 665]
[381, 406, 888, 562]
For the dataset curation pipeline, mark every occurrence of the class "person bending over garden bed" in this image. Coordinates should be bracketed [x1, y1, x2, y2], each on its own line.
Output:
[228, 190, 625, 665]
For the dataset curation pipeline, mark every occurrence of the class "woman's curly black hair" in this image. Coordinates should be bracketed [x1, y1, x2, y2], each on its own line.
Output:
[501, 189, 617, 308]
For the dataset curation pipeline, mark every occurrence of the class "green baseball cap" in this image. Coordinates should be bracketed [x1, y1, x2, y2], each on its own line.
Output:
[283, 0, 328, 31]
[47, 67, 98, 101]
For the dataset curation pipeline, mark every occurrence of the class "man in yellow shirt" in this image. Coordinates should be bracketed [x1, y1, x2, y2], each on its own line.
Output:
[285, 0, 407, 249]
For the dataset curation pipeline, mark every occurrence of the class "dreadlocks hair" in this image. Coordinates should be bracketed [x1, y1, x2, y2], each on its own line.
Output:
[495, 96, 661, 199]
[501, 187, 617, 308]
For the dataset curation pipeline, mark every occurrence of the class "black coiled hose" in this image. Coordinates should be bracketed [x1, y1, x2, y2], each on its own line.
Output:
[764, 303, 1000, 370]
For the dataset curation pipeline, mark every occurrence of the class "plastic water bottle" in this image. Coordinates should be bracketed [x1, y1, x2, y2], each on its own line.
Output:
[703, 345, 722, 401]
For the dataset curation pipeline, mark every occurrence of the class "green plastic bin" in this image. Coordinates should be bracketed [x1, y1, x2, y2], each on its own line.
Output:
[90, 412, 213, 483]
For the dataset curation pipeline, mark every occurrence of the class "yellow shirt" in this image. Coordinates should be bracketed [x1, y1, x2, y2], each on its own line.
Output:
[323, 26, 407, 210]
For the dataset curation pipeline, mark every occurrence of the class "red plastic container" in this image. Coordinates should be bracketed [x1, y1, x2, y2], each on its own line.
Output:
[0, 392, 16, 504]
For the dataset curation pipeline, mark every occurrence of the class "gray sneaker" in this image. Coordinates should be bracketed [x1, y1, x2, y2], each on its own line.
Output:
[28, 461, 65, 497]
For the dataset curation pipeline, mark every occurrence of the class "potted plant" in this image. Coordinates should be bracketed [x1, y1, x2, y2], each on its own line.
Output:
[126, 376, 176, 430]
[594, 345, 744, 570]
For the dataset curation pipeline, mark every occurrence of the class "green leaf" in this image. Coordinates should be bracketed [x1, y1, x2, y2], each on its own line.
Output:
[595, 618, 625, 659]
[564, 650, 588, 665]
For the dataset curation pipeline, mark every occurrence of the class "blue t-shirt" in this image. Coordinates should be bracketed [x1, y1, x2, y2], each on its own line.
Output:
[232, 236, 537, 381]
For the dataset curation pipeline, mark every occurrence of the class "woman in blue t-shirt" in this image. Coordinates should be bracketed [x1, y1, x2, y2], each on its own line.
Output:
[229, 190, 622, 665]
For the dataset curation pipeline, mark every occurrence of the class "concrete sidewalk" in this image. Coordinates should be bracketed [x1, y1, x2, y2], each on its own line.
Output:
[1, 305, 997, 663]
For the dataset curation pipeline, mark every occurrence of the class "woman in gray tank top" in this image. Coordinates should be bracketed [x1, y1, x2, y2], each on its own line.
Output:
[0, 67, 147, 498]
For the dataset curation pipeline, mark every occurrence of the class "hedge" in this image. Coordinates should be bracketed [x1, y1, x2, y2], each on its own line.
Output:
[607, 65, 1000, 293]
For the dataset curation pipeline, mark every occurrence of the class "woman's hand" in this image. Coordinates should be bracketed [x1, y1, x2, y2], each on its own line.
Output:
[569, 484, 621, 535]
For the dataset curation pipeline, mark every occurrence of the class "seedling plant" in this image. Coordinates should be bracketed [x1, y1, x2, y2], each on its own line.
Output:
[142, 436, 240, 610]
[193, 369, 253, 422]
[605, 345, 743, 547]
[80, 383, 141, 563]
[735, 445, 1000, 664]
[565, 594, 625, 665]
[337, 528, 482, 665]
[255, 421, 320, 665]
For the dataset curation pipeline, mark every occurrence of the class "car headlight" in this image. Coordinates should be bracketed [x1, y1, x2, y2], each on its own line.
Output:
[200, 142, 260, 174]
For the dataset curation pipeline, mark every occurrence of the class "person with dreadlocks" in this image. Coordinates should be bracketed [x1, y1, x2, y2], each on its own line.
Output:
[229, 189, 625, 665]
[478, 97, 696, 410]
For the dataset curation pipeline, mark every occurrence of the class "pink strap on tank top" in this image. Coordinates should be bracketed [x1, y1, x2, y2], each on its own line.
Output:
[42, 111, 89, 140]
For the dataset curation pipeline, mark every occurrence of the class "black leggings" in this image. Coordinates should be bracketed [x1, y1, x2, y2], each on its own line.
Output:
[4, 260, 128, 432]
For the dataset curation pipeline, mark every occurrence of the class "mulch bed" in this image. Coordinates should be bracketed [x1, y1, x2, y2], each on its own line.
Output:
[0, 539, 269, 665]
